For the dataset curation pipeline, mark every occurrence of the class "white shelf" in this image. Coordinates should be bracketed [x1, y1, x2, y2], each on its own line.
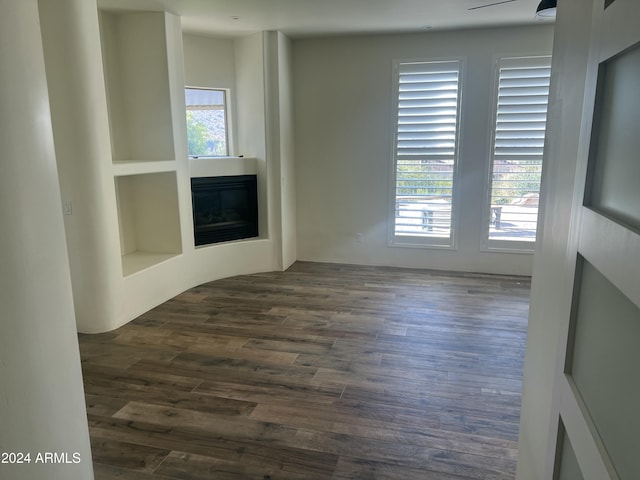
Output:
[113, 160, 177, 177]
[189, 156, 257, 178]
[121, 251, 179, 276]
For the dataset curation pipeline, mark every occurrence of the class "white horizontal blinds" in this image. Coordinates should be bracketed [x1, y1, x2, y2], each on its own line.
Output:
[488, 56, 551, 243]
[185, 88, 225, 110]
[394, 61, 460, 241]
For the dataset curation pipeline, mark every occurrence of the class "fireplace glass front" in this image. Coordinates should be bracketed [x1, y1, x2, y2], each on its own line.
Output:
[191, 175, 258, 246]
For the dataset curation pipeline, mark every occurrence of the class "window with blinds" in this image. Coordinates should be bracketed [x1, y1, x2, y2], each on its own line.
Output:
[391, 60, 461, 247]
[487, 56, 551, 247]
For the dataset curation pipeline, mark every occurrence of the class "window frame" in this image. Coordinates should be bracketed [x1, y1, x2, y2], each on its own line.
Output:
[388, 58, 465, 250]
[185, 86, 232, 158]
[481, 55, 552, 253]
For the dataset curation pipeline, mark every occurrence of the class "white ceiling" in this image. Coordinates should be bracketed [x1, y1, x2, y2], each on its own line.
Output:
[97, 0, 552, 38]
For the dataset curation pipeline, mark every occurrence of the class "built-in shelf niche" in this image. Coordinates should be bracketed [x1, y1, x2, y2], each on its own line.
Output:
[113, 160, 177, 177]
[115, 172, 182, 276]
[99, 10, 175, 162]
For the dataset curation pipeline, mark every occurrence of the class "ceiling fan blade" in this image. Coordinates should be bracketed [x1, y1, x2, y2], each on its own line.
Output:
[468, 0, 517, 10]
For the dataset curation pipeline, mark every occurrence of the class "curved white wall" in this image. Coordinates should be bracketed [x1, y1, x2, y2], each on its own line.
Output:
[0, 1, 93, 478]
[39, 0, 122, 333]
[38, 15, 295, 333]
[105, 29, 285, 332]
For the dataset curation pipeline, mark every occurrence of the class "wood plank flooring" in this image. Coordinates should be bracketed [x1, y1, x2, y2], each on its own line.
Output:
[79, 261, 531, 480]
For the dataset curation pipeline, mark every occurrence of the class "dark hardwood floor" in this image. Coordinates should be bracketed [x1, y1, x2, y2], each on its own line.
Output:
[79, 261, 531, 480]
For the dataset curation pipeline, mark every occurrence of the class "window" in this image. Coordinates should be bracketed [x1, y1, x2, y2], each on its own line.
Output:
[391, 60, 462, 247]
[185, 87, 229, 157]
[486, 56, 551, 249]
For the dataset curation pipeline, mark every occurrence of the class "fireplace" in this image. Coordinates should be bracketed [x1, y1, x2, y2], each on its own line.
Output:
[191, 175, 258, 246]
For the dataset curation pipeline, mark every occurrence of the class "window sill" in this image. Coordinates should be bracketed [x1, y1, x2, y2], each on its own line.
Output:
[189, 156, 257, 178]
[481, 241, 535, 254]
[388, 236, 456, 251]
[189, 155, 239, 160]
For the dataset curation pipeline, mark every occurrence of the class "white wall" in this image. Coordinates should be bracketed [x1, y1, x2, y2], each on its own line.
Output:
[293, 25, 553, 275]
[277, 32, 298, 269]
[183, 34, 236, 87]
[264, 31, 298, 270]
[234, 33, 270, 240]
[0, 1, 93, 478]
[517, 1, 594, 478]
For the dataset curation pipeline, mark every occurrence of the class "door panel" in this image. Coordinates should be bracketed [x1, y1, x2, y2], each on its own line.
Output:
[567, 259, 640, 478]
[556, 423, 584, 480]
[586, 42, 640, 232]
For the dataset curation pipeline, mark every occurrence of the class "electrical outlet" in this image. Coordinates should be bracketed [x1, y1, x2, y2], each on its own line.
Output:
[355, 233, 363, 243]
[62, 200, 72, 215]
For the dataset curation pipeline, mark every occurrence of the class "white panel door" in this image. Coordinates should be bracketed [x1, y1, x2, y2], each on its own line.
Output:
[546, 0, 640, 478]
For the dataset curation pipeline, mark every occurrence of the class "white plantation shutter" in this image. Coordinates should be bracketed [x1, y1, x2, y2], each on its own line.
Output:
[487, 56, 551, 245]
[392, 60, 461, 246]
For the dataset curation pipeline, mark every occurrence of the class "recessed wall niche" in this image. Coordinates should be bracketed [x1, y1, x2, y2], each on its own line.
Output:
[115, 172, 182, 275]
[99, 10, 175, 162]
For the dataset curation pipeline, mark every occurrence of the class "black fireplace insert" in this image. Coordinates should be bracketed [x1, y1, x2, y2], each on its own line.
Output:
[191, 175, 258, 246]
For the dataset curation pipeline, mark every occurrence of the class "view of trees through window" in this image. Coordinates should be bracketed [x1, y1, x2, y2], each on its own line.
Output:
[490, 161, 542, 205]
[185, 88, 228, 157]
[396, 161, 453, 197]
[487, 57, 551, 243]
